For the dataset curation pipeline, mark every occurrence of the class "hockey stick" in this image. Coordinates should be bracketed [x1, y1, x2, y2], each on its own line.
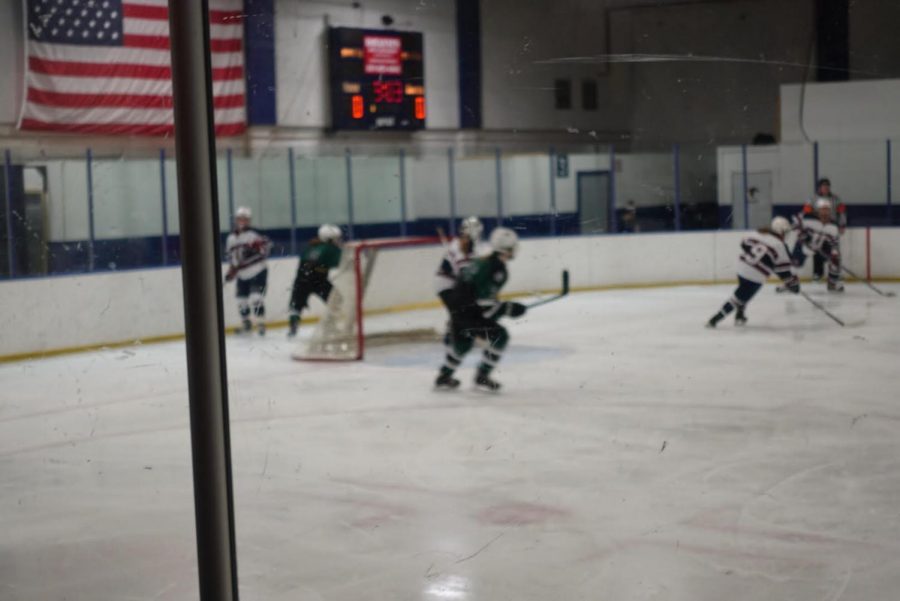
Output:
[803, 244, 896, 297]
[838, 264, 895, 297]
[435, 227, 450, 249]
[798, 291, 845, 326]
[525, 270, 570, 308]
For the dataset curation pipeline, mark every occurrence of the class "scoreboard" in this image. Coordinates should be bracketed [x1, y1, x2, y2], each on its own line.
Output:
[327, 27, 426, 131]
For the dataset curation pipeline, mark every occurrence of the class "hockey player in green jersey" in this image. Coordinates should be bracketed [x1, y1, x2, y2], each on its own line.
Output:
[288, 224, 343, 337]
[435, 227, 527, 391]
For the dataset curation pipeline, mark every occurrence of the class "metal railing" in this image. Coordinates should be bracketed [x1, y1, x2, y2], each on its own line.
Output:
[1, 140, 896, 279]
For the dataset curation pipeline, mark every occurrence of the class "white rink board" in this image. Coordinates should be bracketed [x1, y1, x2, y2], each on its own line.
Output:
[0, 227, 896, 357]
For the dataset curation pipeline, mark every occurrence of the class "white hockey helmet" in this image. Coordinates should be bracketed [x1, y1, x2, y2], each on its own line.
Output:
[489, 226, 519, 258]
[235, 206, 252, 220]
[770, 216, 791, 237]
[814, 197, 832, 212]
[459, 216, 484, 240]
[318, 223, 342, 242]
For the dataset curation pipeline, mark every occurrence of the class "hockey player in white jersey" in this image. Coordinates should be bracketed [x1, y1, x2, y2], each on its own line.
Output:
[707, 216, 800, 328]
[224, 207, 272, 335]
[434, 216, 488, 308]
[791, 199, 844, 292]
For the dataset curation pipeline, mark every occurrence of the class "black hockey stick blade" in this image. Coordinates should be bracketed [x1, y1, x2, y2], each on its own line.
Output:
[799, 291, 845, 326]
[859, 279, 897, 297]
[804, 244, 896, 297]
[526, 270, 570, 309]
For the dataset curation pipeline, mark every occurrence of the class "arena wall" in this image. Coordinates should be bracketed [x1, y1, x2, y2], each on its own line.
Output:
[1, 227, 897, 360]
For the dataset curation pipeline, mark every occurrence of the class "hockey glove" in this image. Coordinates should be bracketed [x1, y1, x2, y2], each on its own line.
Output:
[503, 301, 527, 318]
[224, 266, 238, 282]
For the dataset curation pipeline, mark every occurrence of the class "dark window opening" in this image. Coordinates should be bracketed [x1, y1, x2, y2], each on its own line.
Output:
[555, 79, 572, 109]
[582, 79, 598, 110]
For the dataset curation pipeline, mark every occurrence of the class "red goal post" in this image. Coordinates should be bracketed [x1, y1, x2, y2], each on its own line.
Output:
[292, 235, 443, 362]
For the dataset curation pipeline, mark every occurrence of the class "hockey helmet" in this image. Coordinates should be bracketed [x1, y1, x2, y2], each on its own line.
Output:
[814, 198, 832, 212]
[235, 206, 252, 221]
[770, 216, 791, 237]
[489, 227, 519, 259]
[318, 223, 342, 243]
[459, 216, 484, 240]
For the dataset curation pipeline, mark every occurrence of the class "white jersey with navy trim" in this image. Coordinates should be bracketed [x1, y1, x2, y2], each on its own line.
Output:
[433, 238, 490, 294]
[736, 231, 795, 285]
[795, 216, 840, 254]
[225, 228, 272, 280]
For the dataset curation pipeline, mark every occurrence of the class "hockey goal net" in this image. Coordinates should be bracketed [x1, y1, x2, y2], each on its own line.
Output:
[292, 236, 443, 361]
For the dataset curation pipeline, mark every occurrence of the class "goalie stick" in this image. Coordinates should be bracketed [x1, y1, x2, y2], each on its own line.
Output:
[803, 244, 896, 298]
[525, 270, 570, 308]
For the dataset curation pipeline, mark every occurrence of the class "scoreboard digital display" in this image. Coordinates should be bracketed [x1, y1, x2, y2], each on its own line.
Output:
[327, 27, 425, 131]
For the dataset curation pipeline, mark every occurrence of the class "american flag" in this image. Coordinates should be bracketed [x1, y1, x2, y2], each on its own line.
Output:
[19, 0, 246, 137]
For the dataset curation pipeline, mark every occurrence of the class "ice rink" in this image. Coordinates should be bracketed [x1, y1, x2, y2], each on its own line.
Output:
[2, 283, 899, 601]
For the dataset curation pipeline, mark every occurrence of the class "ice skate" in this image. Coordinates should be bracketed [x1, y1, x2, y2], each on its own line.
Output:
[706, 313, 724, 328]
[434, 373, 460, 390]
[474, 372, 501, 392]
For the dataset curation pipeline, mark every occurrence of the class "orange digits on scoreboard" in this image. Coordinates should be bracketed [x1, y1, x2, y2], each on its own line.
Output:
[415, 96, 425, 120]
[351, 95, 364, 119]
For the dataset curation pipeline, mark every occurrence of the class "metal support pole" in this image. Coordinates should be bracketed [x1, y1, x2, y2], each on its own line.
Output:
[288, 148, 298, 255]
[673, 144, 682, 232]
[672, 144, 681, 232]
[86, 148, 96, 271]
[741, 144, 749, 229]
[813, 140, 819, 191]
[549, 147, 557, 236]
[3, 149, 14, 277]
[448, 147, 457, 235]
[609, 144, 617, 233]
[495, 147, 503, 225]
[160, 148, 169, 266]
[167, 1, 239, 600]
[345, 148, 355, 239]
[226, 147, 235, 228]
[399, 149, 408, 237]
[887, 139, 893, 223]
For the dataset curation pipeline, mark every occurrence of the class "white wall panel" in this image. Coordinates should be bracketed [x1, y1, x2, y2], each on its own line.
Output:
[781, 80, 900, 143]
[3, 227, 895, 357]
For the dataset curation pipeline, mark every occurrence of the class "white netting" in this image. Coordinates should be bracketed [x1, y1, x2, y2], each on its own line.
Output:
[292, 238, 442, 361]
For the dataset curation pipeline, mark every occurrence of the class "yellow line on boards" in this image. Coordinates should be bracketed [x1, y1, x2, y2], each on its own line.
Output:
[1, 277, 898, 364]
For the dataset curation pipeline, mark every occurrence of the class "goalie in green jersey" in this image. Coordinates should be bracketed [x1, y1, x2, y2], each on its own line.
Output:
[435, 227, 527, 392]
[288, 224, 343, 337]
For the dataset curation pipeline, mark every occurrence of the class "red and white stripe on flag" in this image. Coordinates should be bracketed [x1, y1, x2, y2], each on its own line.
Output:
[18, 0, 246, 137]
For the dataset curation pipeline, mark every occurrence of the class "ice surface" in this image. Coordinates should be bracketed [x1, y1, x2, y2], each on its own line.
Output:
[2, 284, 899, 600]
